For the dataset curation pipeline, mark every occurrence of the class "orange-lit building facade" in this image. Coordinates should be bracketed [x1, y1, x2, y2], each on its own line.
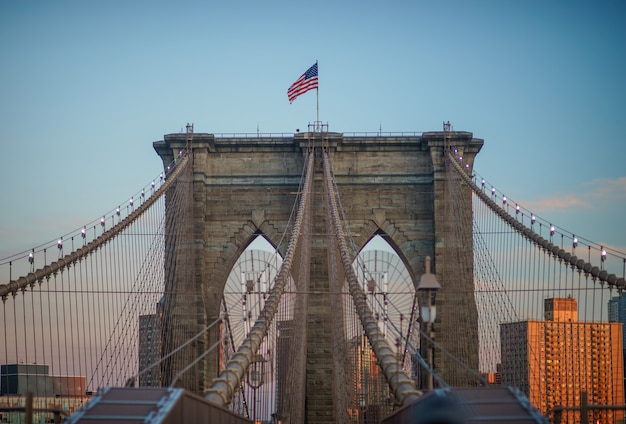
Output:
[500, 298, 624, 423]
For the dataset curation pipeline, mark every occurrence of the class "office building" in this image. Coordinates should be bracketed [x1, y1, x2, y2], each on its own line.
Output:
[0, 363, 89, 422]
[609, 295, 626, 394]
[138, 298, 164, 387]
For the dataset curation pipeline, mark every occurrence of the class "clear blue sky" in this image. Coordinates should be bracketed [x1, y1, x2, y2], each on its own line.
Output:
[1, 0, 625, 261]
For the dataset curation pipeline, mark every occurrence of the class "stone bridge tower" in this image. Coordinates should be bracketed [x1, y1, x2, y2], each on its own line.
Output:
[154, 128, 483, 422]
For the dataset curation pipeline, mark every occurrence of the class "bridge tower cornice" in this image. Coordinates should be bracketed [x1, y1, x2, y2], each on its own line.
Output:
[422, 131, 484, 168]
[295, 131, 343, 151]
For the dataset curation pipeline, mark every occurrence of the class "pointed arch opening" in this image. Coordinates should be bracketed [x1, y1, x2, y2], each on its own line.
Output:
[341, 234, 421, 416]
[219, 233, 297, 421]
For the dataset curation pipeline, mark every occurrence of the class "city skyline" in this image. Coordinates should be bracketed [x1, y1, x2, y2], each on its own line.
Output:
[1, 1, 625, 262]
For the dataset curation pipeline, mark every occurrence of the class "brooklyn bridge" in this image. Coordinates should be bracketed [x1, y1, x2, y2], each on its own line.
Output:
[1, 124, 624, 423]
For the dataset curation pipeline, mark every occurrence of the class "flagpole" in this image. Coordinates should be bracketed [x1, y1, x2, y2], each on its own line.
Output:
[316, 88, 319, 130]
[316, 61, 319, 131]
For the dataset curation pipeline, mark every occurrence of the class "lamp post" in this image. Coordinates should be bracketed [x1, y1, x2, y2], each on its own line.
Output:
[417, 256, 441, 391]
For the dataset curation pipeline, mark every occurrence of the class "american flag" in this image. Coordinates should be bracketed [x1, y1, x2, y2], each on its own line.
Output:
[287, 62, 318, 103]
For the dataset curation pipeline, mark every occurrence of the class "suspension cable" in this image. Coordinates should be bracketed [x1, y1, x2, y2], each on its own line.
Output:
[205, 148, 315, 407]
[322, 148, 421, 407]
[447, 151, 625, 290]
[0, 154, 191, 299]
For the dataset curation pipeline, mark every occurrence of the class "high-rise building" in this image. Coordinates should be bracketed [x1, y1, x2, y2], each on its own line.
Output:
[608, 296, 623, 323]
[500, 297, 624, 424]
[608, 295, 626, 393]
[138, 298, 164, 387]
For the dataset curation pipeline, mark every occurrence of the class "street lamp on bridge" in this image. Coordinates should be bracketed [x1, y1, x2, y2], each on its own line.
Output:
[417, 256, 441, 391]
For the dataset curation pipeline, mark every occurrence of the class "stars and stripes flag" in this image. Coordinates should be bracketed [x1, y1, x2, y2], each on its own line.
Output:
[287, 62, 318, 103]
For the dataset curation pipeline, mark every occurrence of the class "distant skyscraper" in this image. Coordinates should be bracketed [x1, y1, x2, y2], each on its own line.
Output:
[608, 295, 626, 393]
[138, 298, 164, 387]
[609, 296, 626, 344]
[500, 297, 624, 424]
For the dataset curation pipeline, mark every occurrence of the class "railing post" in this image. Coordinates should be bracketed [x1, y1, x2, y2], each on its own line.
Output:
[580, 391, 589, 424]
[25, 392, 33, 424]
[553, 408, 562, 424]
